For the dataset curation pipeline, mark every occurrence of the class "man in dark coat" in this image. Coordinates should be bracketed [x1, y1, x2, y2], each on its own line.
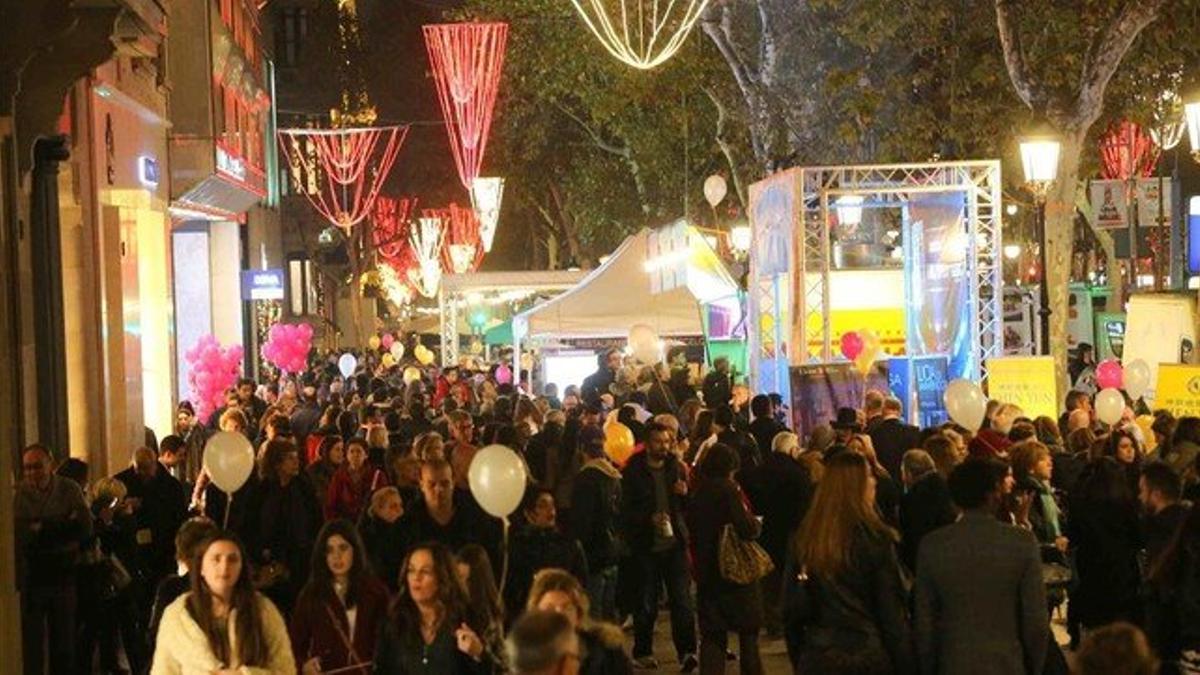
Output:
[504, 488, 589, 618]
[898, 449, 957, 573]
[621, 421, 697, 669]
[289, 383, 323, 450]
[581, 349, 622, 406]
[869, 397, 921, 480]
[914, 457, 1048, 675]
[567, 430, 623, 621]
[114, 447, 187, 588]
[742, 434, 812, 636]
[747, 394, 788, 460]
[713, 405, 761, 478]
[398, 458, 504, 576]
[1138, 461, 1189, 573]
[702, 357, 732, 409]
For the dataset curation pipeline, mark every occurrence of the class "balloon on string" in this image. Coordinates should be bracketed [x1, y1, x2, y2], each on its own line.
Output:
[1123, 358, 1151, 400]
[853, 329, 883, 376]
[943, 379, 987, 431]
[403, 366, 422, 384]
[261, 323, 313, 374]
[338, 353, 358, 378]
[840, 331, 864, 361]
[628, 324, 660, 364]
[389, 341, 405, 361]
[382, 353, 396, 368]
[495, 364, 513, 385]
[1095, 388, 1125, 426]
[368, 335, 382, 351]
[703, 174, 728, 208]
[604, 422, 635, 466]
[381, 333, 395, 349]
[414, 344, 435, 365]
[1135, 414, 1158, 452]
[203, 431, 255, 493]
[468, 444, 528, 519]
[1096, 359, 1123, 390]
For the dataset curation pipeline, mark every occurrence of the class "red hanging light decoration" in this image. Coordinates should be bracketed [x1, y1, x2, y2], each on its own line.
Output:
[1099, 120, 1158, 180]
[277, 126, 408, 231]
[423, 22, 509, 190]
[372, 195, 417, 264]
[431, 203, 483, 273]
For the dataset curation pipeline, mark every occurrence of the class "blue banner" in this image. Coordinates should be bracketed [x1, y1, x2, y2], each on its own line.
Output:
[888, 355, 949, 428]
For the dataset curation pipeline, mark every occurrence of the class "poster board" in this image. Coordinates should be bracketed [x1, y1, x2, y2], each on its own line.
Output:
[1153, 364, 1200, 418]
[985, 356, 1059, 419]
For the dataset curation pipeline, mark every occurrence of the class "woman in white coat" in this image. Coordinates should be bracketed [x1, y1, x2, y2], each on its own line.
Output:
[151, 532, 295, 674]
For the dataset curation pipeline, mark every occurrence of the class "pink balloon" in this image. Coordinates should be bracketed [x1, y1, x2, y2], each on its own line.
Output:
[495, 365, 513, 385]
[185, 334, 243, 421]
[381, 333, 394, 349]
[1096, 358, 1123, 390]
[840, 332, 864, 361]
[262, 322, 312, 374]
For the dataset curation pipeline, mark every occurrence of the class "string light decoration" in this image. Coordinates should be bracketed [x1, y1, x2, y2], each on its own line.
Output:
[411, 215, 445, 298]
[432, 204, 483, 274]
[470, 177, 505, 252]
[277, 126, 408, 231]
[569, 0, 711, 70]
[1151, 89, 1187, 150]
[1099, 121, 1158, 180]
[372, 195, 417, 264]
[423, 22, 509, 190]
[378, 259, 416, 307]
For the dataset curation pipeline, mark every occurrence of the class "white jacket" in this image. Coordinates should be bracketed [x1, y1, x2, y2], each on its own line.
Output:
[151, 592, 296, 675]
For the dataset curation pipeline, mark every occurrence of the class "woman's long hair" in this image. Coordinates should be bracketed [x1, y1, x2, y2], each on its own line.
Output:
[794, 451, 895, 578]
[186, 532, 270, 667]
[457, 544, 504, 628]
[389, 542, 473, 647]
[302, 519, 375, 609]
[526, 567, 591, 623]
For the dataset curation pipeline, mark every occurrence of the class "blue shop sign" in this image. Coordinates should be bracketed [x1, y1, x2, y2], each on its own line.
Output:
[888, 355, 949, 428]
[241, 268, 285, 301]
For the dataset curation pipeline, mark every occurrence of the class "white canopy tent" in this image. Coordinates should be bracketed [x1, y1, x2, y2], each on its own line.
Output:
[514, 225, 738, 346]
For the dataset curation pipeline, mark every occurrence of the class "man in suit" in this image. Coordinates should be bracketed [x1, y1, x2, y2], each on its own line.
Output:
[747, 394, 787, 460]
[914, 457, 1048, 675]
[869, 397, 921, 479]
[898, 449, 957, 573]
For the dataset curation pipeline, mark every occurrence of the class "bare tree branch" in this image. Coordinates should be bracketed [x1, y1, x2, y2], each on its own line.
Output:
[1073, 0, 1166, 126]
[994, 0, 1050, 112]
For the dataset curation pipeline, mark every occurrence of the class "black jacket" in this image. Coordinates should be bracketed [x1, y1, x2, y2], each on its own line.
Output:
[687, 476, 764, 633]
[898, 473, 957, 572]
[702, 371, 731, 409]
[399, 490, 504, 577]
[581, 367, 616, 406]
[114, 464, 187, 582]
[568, 457, 623, 570]
[579, 624, 634, 675]
[869, 417, 922, 481]
[358, 512, 413, 593]
[742, 451, 813, 566]
[1068, 489, 1143, 627]
[504, 524, 589, 617]
[621, 451, 689, 552]
[1143, 502, 1190, 574]
[748, 417, 788, 460]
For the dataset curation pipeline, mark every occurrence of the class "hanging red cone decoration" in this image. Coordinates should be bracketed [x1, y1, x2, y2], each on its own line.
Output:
[277, 125, 408, 231]
[373, 195, 417, 264]
[1099, 121, 1158, 180]
[431, 203, 483, 274]
[423, 22, 509, 190]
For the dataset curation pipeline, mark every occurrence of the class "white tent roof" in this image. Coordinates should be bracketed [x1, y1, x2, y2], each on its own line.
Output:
[515, 227, 737, 340]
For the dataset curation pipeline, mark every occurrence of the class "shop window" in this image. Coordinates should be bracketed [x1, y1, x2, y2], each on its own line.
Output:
[279, 8, 308, 67]
[288, 257, 318, 316]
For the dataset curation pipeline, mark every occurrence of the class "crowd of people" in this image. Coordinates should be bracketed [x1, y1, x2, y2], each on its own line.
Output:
[14, 344, 1200, 674]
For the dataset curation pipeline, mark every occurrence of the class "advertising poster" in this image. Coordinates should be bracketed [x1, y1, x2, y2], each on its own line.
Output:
[1153, 364, 1200, 418]
[789, 362, 889, 439]
[1089, 180, 1128, 229]
[985, 356, 1058, 420]
[888, 355, 949, 428]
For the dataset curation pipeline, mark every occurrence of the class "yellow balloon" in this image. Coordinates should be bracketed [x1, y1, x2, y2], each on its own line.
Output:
[605, 410, 620, 430]
[604, 422, 636, 467]
[415, 345, 434, 365]
[368, 335, 382, 351]
[1136, 414, 1157, 453]
[381, 353, 396, 368]
[403, 367, 421, 384]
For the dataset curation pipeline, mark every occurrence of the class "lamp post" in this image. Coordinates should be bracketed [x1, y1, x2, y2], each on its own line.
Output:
[1019, 134, 1061, 356]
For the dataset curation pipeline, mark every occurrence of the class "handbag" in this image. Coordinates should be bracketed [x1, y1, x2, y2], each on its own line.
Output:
[718, 523, 774, 584]
[99, 553, 133, 600]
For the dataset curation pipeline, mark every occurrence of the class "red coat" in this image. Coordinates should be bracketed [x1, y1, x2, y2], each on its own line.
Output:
[324, 465, 389, 522]
[288, 575, 391, 673]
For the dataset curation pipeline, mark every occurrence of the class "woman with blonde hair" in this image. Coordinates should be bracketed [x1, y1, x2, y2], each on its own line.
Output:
[785, 451, 913, 674]
[412, 431, 446, 462]
[527, 568, 633, 675]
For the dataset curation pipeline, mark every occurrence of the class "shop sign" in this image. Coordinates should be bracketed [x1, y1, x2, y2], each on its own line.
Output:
[241, 268, 284, 300]
[217, 146, 247, 182]
[1153, 364, 1200, 418]
[985, 356, 1058, 420]
[139, 155, 160, 187]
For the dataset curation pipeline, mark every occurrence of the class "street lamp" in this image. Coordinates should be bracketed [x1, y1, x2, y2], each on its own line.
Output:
[1019, 134, 1061, 356]
[1186, 95, 1200, 162]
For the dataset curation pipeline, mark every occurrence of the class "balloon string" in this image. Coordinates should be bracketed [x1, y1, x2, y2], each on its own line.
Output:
[223, 491, 233, 531]
[498, 517, 510, 595]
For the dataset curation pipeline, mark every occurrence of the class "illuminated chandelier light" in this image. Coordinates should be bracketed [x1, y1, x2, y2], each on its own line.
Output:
[411, 216, 444, 298]
[470, 177, 505, 252]
[278, 125, 408, 230]
[569, 0, 711, 70]
[423, 22, 508, 189]
[373, 195, 417, 263]
[1151, 90, 1186, 150]
[434, 203, 483, 273]
[378, 260, 415, 307]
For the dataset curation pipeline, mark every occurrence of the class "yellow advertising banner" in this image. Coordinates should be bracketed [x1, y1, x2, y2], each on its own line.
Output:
[985, 356, 1059, 420]
[1152, 364, 1200, 419]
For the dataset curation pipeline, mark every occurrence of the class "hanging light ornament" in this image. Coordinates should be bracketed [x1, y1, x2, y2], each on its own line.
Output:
[470, 177, 505, 252]
[423, 22, 508, 190]
[411, 215, 444, 298]
[278, 126, 408, 231]
[569, 0, 711, 70]
[378, 259, 416, 307]
[434, 203, 483, 274]
[372, 195, 417, 264]
[1099, 121, 1158, 180]
[1151, 89, 1187, 151]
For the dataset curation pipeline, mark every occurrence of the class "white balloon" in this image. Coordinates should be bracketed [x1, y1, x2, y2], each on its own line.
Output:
[468, 444, 528, 519]
[703, 174, 728, 208]
[1123, 358, 1151, 401]
[943, 379, 987, 431]
[389, 342, 405, 361]
[627, 324, 660, 364]
[1095, 388, 1125, 426]
[338, 352, 358, 378]
[203, 431, 255, 493]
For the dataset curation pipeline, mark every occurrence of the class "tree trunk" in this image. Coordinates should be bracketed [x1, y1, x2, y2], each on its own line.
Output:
[1044, 129, 1087, 404]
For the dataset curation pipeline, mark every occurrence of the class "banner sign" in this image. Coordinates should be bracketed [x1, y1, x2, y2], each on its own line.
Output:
[985, 356, 1058, 420]
[1153, 364, 1200, 418]
[789, 362, 889, 439]
[241, 268, 284, 301]
[888, 356, 949, 428]
[1090, 180, 1128, 229]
